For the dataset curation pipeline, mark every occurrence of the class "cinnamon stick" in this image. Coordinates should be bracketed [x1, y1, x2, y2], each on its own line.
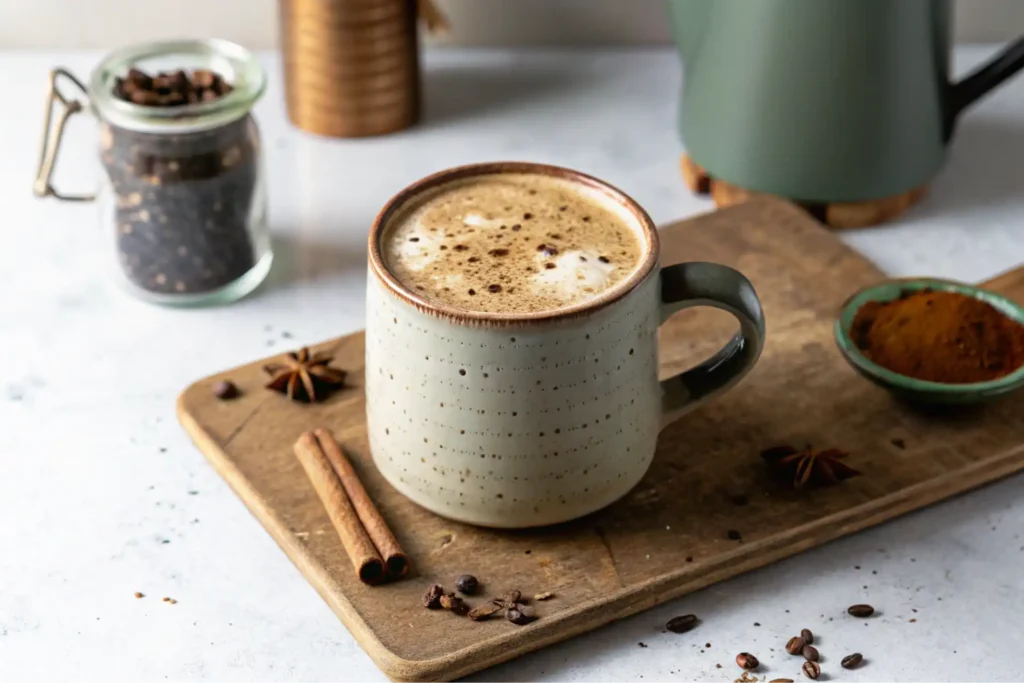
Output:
[314, 428, 410, 579]
[293, 432, 385, 585]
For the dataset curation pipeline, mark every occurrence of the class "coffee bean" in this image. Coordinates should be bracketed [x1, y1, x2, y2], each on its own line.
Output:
[786, 636, 806, 655]
[455, 574, 479, 595]
[212, 380, 238, 399]
[422, 584, 444, 609]
[506, 607, 534, 625]
[439, 593, 469, 615]
[487, 284, 502, 293]
[802, 661, 820, 679]
[497, 589, 522, 607]
[735, 653, 759, 670]
[802, 644, 819, 662]
[770, 680, 795, 683]
[841, 653, 864, 669]
[848, 603, 875, 617]
[666, 614, 699, 634]
[468, 602, 503, 621]
[800, 628, 813, 644]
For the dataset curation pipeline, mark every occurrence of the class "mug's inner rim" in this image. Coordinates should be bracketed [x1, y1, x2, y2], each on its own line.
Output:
[371, 163, 659, 321]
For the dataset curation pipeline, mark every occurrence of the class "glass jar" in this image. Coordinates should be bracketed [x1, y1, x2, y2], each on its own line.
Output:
[34, 39, 271, 306]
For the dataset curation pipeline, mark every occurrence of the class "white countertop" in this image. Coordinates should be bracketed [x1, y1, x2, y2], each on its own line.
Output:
[2, 46, 1023, 682]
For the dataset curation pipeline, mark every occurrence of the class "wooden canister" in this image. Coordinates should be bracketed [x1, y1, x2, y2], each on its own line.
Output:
[279, 0, 420, 137]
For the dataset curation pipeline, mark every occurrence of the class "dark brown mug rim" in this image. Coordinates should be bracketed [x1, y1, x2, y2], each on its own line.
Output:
[367, 162, 660, 325]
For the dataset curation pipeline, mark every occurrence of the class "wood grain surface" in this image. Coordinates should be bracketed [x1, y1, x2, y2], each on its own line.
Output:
[177, 199, 1024, 681]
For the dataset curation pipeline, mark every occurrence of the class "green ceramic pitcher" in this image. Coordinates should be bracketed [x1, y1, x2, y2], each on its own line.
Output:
[667, 0, 1024, 203]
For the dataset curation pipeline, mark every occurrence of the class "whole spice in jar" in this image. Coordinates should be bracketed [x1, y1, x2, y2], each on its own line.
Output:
[851, 289, 1024, 383]
[102, 67, 264, 296]
[34, 40, 270, 307]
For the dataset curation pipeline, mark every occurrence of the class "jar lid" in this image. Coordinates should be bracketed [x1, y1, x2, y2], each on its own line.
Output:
[88, 38, 266, 134]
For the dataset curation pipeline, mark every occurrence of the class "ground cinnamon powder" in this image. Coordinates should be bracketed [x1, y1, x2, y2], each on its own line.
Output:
[851, 289, 1024, 384]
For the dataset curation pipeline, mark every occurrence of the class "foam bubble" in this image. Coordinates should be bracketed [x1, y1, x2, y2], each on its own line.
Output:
[532, 249, 615, 298]
[392, 228, 445, 272]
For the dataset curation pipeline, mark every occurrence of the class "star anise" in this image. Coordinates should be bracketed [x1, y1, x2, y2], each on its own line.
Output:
[263, 347, 347, 403]
[760, 444, 861, 489]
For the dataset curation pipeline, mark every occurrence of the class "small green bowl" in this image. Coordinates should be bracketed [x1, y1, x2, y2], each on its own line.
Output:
[834, 277, 1024, 405]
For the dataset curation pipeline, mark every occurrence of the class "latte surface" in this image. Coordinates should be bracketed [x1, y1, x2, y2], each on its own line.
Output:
[382, 173, 644, 314]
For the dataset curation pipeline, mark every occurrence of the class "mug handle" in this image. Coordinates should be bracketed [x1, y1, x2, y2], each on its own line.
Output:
[945, 37, 1024, 140]
[658, 262, 766, 429]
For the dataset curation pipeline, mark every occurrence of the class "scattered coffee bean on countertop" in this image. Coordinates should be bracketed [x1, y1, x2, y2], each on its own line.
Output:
[735, 652, 759, 670]
[786, 636, 806, 655]
[802, 660, 820, 679]
[800, 627, 813, 644]
[841, 652, 864, 669]
[848, 603, 875, 617]
[802, 644, 819, 662]
[666, 614, 699, 633]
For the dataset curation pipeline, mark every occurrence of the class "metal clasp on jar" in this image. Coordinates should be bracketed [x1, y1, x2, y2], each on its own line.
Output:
[33, 68, 96, 202]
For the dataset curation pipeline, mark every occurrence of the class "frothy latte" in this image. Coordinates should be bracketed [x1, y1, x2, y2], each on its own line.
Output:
[381, 172, 644, 314]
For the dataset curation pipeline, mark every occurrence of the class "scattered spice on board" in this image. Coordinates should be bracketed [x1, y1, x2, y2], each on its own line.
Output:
[212, 380, 239, 400]
[133, 592, 144, 599]
[455, 574, 479, 595]
[264, 348, 347, 402]
[761, 444, 861, 489]
[851, 289, 1024, 383]
[422, 584, 444, 609]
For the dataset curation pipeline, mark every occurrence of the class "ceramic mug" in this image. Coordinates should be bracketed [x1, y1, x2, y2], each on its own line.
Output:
[365, 162, 765, 528]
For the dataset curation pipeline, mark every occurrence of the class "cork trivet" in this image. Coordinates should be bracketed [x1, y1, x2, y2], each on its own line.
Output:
[681, 154, 928, 229]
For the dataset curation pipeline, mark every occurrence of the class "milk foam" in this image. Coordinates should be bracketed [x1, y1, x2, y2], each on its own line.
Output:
[382, 173, 643, 314]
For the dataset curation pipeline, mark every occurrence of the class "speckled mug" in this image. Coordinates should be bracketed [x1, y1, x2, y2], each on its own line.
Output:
[366, 163, 765, 528]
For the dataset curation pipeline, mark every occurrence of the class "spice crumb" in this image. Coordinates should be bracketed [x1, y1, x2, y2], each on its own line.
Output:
[534, 592, 554, 601]
[638, 642, 647, 648]
[162, 597, 177, 604]
[891, 437, 906, 449]
[134, 592, 144, 599]
[726, 529, 742, 541]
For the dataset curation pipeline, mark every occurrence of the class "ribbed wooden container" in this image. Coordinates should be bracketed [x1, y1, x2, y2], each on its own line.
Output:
[279, 0, 420, 137]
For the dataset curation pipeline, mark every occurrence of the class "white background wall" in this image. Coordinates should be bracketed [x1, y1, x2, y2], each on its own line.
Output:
[1, 0, 1023, 48]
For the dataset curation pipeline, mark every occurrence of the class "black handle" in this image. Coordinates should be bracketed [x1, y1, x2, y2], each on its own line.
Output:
[658, 262, 765, 428]
[946, 37, 1024, 140]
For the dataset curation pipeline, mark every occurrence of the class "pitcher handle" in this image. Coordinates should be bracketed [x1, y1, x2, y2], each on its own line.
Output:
[658, 262, 766, 430]
[33, 68, 95, 202]
[946, 37, 1024, 139]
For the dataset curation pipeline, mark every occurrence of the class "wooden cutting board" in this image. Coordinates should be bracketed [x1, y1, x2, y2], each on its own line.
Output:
[178, 199, 1024, 682]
